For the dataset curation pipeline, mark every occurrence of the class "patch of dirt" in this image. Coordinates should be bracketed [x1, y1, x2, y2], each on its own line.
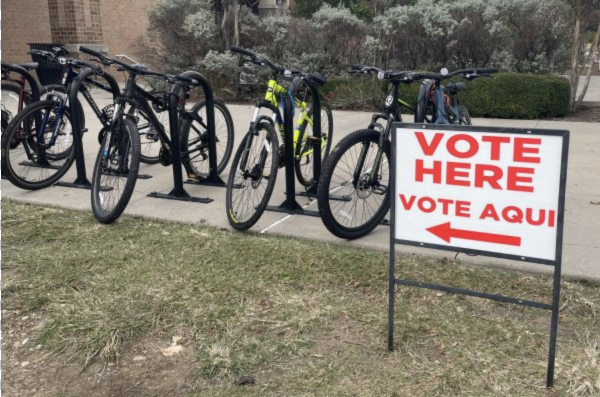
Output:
[548, 105, 600, 122]
[2, 310, 202, 397]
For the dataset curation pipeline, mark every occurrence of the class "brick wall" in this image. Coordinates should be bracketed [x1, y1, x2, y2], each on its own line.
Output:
[99, 0, 157, 62]
[47, 0, 104, 45]
[2, 0, 292, 66]
[2, 0, 53, 64]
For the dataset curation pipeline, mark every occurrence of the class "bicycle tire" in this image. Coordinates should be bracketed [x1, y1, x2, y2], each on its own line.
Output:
[1, 99, 76, 190]
[458, 105, 472, 125]
[226, 121, 279, 231]
[294, 101, 334, 187]
[317, 129, 391, 240]
[91, 116, 141, 224]
[128, 105, 163, 164]
[181, 98, 234, 177]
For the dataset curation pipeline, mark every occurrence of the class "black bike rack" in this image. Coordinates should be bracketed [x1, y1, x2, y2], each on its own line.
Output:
[147, 71, 215, 203]
[54, 68, 120, 189]
[265, 85, 324, 217]
[2, 63, 44, 180]
[181, 82, 227, 187]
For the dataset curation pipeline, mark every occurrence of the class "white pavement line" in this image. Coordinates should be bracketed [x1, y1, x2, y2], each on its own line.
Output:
[259, 159, 389, 234]
[259, 199, 316, 234]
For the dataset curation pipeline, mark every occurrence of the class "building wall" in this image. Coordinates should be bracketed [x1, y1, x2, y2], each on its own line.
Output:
[2, 0, 156, 64]
[2, 0, 53, 64]
[2, 0, 292, 65]
[99, 0, 157, 61]
[48, 0, 104, 46]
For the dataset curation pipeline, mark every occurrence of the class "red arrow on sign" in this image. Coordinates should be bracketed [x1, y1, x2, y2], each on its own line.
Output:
[426, 222, 521, 246]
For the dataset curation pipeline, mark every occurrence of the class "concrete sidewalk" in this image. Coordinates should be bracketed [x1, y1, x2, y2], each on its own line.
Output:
[2, 101, 599, 282]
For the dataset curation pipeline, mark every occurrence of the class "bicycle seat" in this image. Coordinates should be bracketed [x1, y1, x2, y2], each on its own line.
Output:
[445, 82, 467, 93]
[16, 63, 39, 71]
[306, 73, 326, 87]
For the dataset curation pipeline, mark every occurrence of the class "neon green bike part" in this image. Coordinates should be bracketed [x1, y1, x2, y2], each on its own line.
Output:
[265, 79, 287, 106]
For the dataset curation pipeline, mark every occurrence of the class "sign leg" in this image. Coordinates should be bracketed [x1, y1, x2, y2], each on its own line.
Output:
[546, 263, 562, 388]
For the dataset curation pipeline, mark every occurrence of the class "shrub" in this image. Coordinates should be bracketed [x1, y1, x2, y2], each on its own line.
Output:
[324, 73, 571, 119]
[459, 73, 571, 118]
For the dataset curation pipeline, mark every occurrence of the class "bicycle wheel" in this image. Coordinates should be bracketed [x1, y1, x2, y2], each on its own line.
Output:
[1, 99, 76, 190]
[181, 98, 234, 177]
[458, 105, 472, 125]
[128, 104, 164, 164]
[317, 129, 391, 240]
[226, 121, 279, 231]
[91, 116, 141, 224]
[294, 101, 334, 187]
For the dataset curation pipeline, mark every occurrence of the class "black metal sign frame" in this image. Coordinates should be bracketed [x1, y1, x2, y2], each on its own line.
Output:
[388, 122, 570, 388]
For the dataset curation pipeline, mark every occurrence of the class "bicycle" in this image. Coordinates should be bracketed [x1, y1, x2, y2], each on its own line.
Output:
[415, 67, 496, 125]
[317, 65, 497, 240]
[225, 46, 332, 231]
[1, 49, 102, 190]
[112, 63, 234, 178]
[1, 63, 61, 133]
[77, 47, 232, 223]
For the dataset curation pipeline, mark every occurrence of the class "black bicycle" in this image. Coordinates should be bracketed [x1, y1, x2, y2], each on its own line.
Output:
[77, 47, 232, 223]
[122, 68, 234, 176]
[1, 61, 68, 133]
[317, 66, 497, 239]
[1, 48, 103, 190]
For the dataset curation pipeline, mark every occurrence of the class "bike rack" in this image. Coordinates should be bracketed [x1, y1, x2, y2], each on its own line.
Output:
[265, 84, 325, 217]
[54, 68, 121, 189]
[179, 71, 227, 189]
[147, 71, 215, 203]
[2, 63, 44, 180]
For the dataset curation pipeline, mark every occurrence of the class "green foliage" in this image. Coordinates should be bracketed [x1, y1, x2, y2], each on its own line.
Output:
[324, 73, 571, 119]
[460, 73, 571, 118]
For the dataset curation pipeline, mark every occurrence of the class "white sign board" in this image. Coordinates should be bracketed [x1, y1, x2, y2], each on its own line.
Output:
[393, 125, 568, 263]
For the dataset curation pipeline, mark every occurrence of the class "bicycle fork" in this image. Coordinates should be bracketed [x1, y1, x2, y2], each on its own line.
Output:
[239, 107, 271, 181]
[30, 92, 68, 165]
[352, 119, 391, 195]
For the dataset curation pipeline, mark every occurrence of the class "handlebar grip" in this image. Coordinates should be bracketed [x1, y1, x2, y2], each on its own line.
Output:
[476, 67, 498, 74]
[230, 46, 255, 58]
[79, 46, 104, 59]
[351, 64, 364, 71]
[177, 75, 194, 84]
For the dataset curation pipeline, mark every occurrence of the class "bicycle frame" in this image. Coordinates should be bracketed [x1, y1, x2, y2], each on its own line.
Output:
[417, 79, 468, 125]
[240, 77, 314, 174]
[1, 73, 28, 118]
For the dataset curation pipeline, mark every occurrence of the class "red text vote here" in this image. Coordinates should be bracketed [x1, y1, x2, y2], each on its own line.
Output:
[413, 131, 541, 192]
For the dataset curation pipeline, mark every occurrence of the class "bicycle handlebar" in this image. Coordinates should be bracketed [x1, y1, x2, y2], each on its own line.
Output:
[351, 64, 498, 83]
[71, 59, 102, 72]
[230, 46, 255, 58]
[230, 46, 284, 73]
[79, 46, 104, 60]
